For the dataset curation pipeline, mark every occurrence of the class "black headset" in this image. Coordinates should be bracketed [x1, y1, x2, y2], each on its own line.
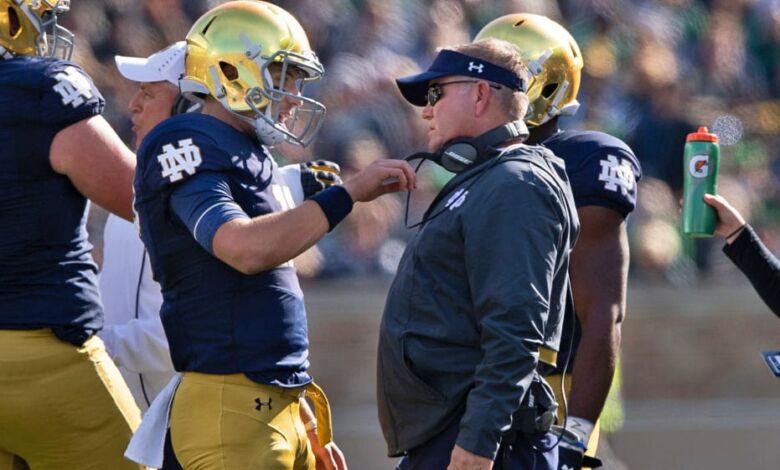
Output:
[405, 119, 529, 173]
[170, 94, 202, 116]
[402, 119, 530, 229]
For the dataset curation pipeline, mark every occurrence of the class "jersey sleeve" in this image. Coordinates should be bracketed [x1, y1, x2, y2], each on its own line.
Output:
[567, 145, 642, 218]
[169, 172, 249, 254]
[39, 60, 104, 126]
[135, 119, 233, 195]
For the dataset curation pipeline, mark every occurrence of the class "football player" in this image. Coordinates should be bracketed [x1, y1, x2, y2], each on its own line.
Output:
[103, 40, 343, 412]
[103, 40, 343, 470]
[0, 1, 145, 469]
[131, 2, 414, 469]
[476, 14, 642, 470]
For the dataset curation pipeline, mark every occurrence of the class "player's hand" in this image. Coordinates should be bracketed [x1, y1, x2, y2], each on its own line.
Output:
[703, 193, 746, 242]
[301, 160, 342, 199]
[342, 159, 416, 203]
[447, 444, 493, 470]
[308, 429, 347, 470]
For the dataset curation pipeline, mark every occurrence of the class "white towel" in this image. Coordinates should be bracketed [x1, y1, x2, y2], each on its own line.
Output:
[125, 373, 182, 468]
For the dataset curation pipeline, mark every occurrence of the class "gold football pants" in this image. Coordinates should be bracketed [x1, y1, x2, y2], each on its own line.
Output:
[170, 372, 314, 470]
[0, 329, 144, 470]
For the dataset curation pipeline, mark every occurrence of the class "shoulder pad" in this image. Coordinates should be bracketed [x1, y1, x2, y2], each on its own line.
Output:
[136, 115, 233, 193]
[0, 57, 103, 126]
[39, 59, 104, 125]
[548, 130, 642, 218]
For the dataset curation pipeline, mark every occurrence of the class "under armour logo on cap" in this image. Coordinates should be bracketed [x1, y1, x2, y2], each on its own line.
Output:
[468, 62, 484, 73]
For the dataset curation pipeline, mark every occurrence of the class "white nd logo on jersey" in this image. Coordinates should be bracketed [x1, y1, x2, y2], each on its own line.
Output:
[157, 138, 202, 182]
[53, 66, 94, 108]
[598, 155, 635, 195]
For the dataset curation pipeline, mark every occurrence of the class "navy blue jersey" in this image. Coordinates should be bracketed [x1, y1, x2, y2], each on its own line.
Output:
[133, 113, 310, 387]
[543, 130, 640, 218]
[543, 130, 641, 375]
[0, 56, 105, 343]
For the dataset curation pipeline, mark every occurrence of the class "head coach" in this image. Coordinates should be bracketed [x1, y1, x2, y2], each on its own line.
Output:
[377, 39, 580, 470]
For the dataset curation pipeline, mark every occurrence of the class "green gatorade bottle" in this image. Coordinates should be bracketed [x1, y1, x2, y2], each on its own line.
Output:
[681, 126, 720, 237]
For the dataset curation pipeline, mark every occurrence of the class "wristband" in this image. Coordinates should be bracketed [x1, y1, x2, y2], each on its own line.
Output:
[566, 416, 595, 447]
[304, 419, 317, 432]
[725, 224, 746, 242]
[310, 185, 353, 231]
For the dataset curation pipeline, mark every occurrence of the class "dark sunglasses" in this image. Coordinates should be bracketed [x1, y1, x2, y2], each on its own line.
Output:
[426, 80, 502, 107]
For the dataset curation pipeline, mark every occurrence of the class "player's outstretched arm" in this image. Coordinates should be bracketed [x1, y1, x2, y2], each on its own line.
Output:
[341, 158, 416, 202]
[212, 159, 415, 274]
[50, 115, 136, 221]
[568, 206, 628, 423]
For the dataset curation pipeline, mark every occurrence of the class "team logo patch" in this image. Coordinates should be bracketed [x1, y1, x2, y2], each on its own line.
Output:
[53, 66, 93, 108]
[446, 188, 469, 210]
[598, 155, 635, 195]
[157, 138, 202, 182]
[689, 154, 709, 178]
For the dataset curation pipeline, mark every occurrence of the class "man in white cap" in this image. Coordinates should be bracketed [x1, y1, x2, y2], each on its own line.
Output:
[100, 41, 192, 417]
[99, 41, 196, 470]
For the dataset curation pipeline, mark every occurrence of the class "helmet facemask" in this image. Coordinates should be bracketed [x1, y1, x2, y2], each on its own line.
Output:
[35, 0, 74, 60]
[2, 0, 74, 59]
[241, 43, 326, 148]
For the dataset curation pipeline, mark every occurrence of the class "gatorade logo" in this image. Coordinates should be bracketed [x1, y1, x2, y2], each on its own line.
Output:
[689, 154, 709, 178]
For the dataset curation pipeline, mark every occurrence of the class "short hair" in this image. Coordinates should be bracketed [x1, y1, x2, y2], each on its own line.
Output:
[448, 39, 530, 120]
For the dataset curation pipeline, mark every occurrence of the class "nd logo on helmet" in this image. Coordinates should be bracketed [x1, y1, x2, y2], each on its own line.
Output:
[689, 154, 709, 178]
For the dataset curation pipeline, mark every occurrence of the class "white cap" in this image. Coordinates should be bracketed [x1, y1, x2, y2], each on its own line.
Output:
[114, 41, 186, 86]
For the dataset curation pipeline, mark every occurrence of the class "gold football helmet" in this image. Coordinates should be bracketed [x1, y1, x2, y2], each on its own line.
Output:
[181, 0, 326, 148]
[0, 0, 73, 59]
[475, 14, 583, 127]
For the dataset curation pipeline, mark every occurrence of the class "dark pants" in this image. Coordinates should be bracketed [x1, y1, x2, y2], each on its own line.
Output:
[396, 415, 557, 470]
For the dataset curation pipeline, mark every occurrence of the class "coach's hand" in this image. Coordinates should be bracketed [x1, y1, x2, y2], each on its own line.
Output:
[447, 444, 493, 470]
[342, 159, 416, 202]
[301, 160, 342, 200]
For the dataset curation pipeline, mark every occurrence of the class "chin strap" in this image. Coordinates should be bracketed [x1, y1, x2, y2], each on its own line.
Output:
[205, 64, 286, 147]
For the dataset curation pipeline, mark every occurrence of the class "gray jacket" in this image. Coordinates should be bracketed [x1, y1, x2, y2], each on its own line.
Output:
[377, 144, 579, 460]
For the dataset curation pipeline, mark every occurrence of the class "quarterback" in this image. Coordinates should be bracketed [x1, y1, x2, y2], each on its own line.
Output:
[104, 40, 343, 470]
[476, 14, 642, 470]
[0, 0, 143, 468]
[131, 2, 414, 469]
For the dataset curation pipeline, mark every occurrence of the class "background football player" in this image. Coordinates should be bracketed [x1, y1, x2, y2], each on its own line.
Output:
[476, 14, 642, 470]
[130, 2, 414, 469]
[0, 1, 145, 469]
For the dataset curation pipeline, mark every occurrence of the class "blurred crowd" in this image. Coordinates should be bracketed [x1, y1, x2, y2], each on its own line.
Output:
[70, 0, 780, 284]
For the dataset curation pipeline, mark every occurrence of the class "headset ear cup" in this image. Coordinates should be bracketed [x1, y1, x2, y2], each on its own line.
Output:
[441, 142, 479, 173]
[171, 95, 202, 116]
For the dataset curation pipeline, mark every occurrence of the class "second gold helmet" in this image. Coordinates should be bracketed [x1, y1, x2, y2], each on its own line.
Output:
[475, 13, 583, 127]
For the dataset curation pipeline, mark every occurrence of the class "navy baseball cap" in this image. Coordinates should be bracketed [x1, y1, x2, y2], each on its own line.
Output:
[396, 49, 524, 106]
